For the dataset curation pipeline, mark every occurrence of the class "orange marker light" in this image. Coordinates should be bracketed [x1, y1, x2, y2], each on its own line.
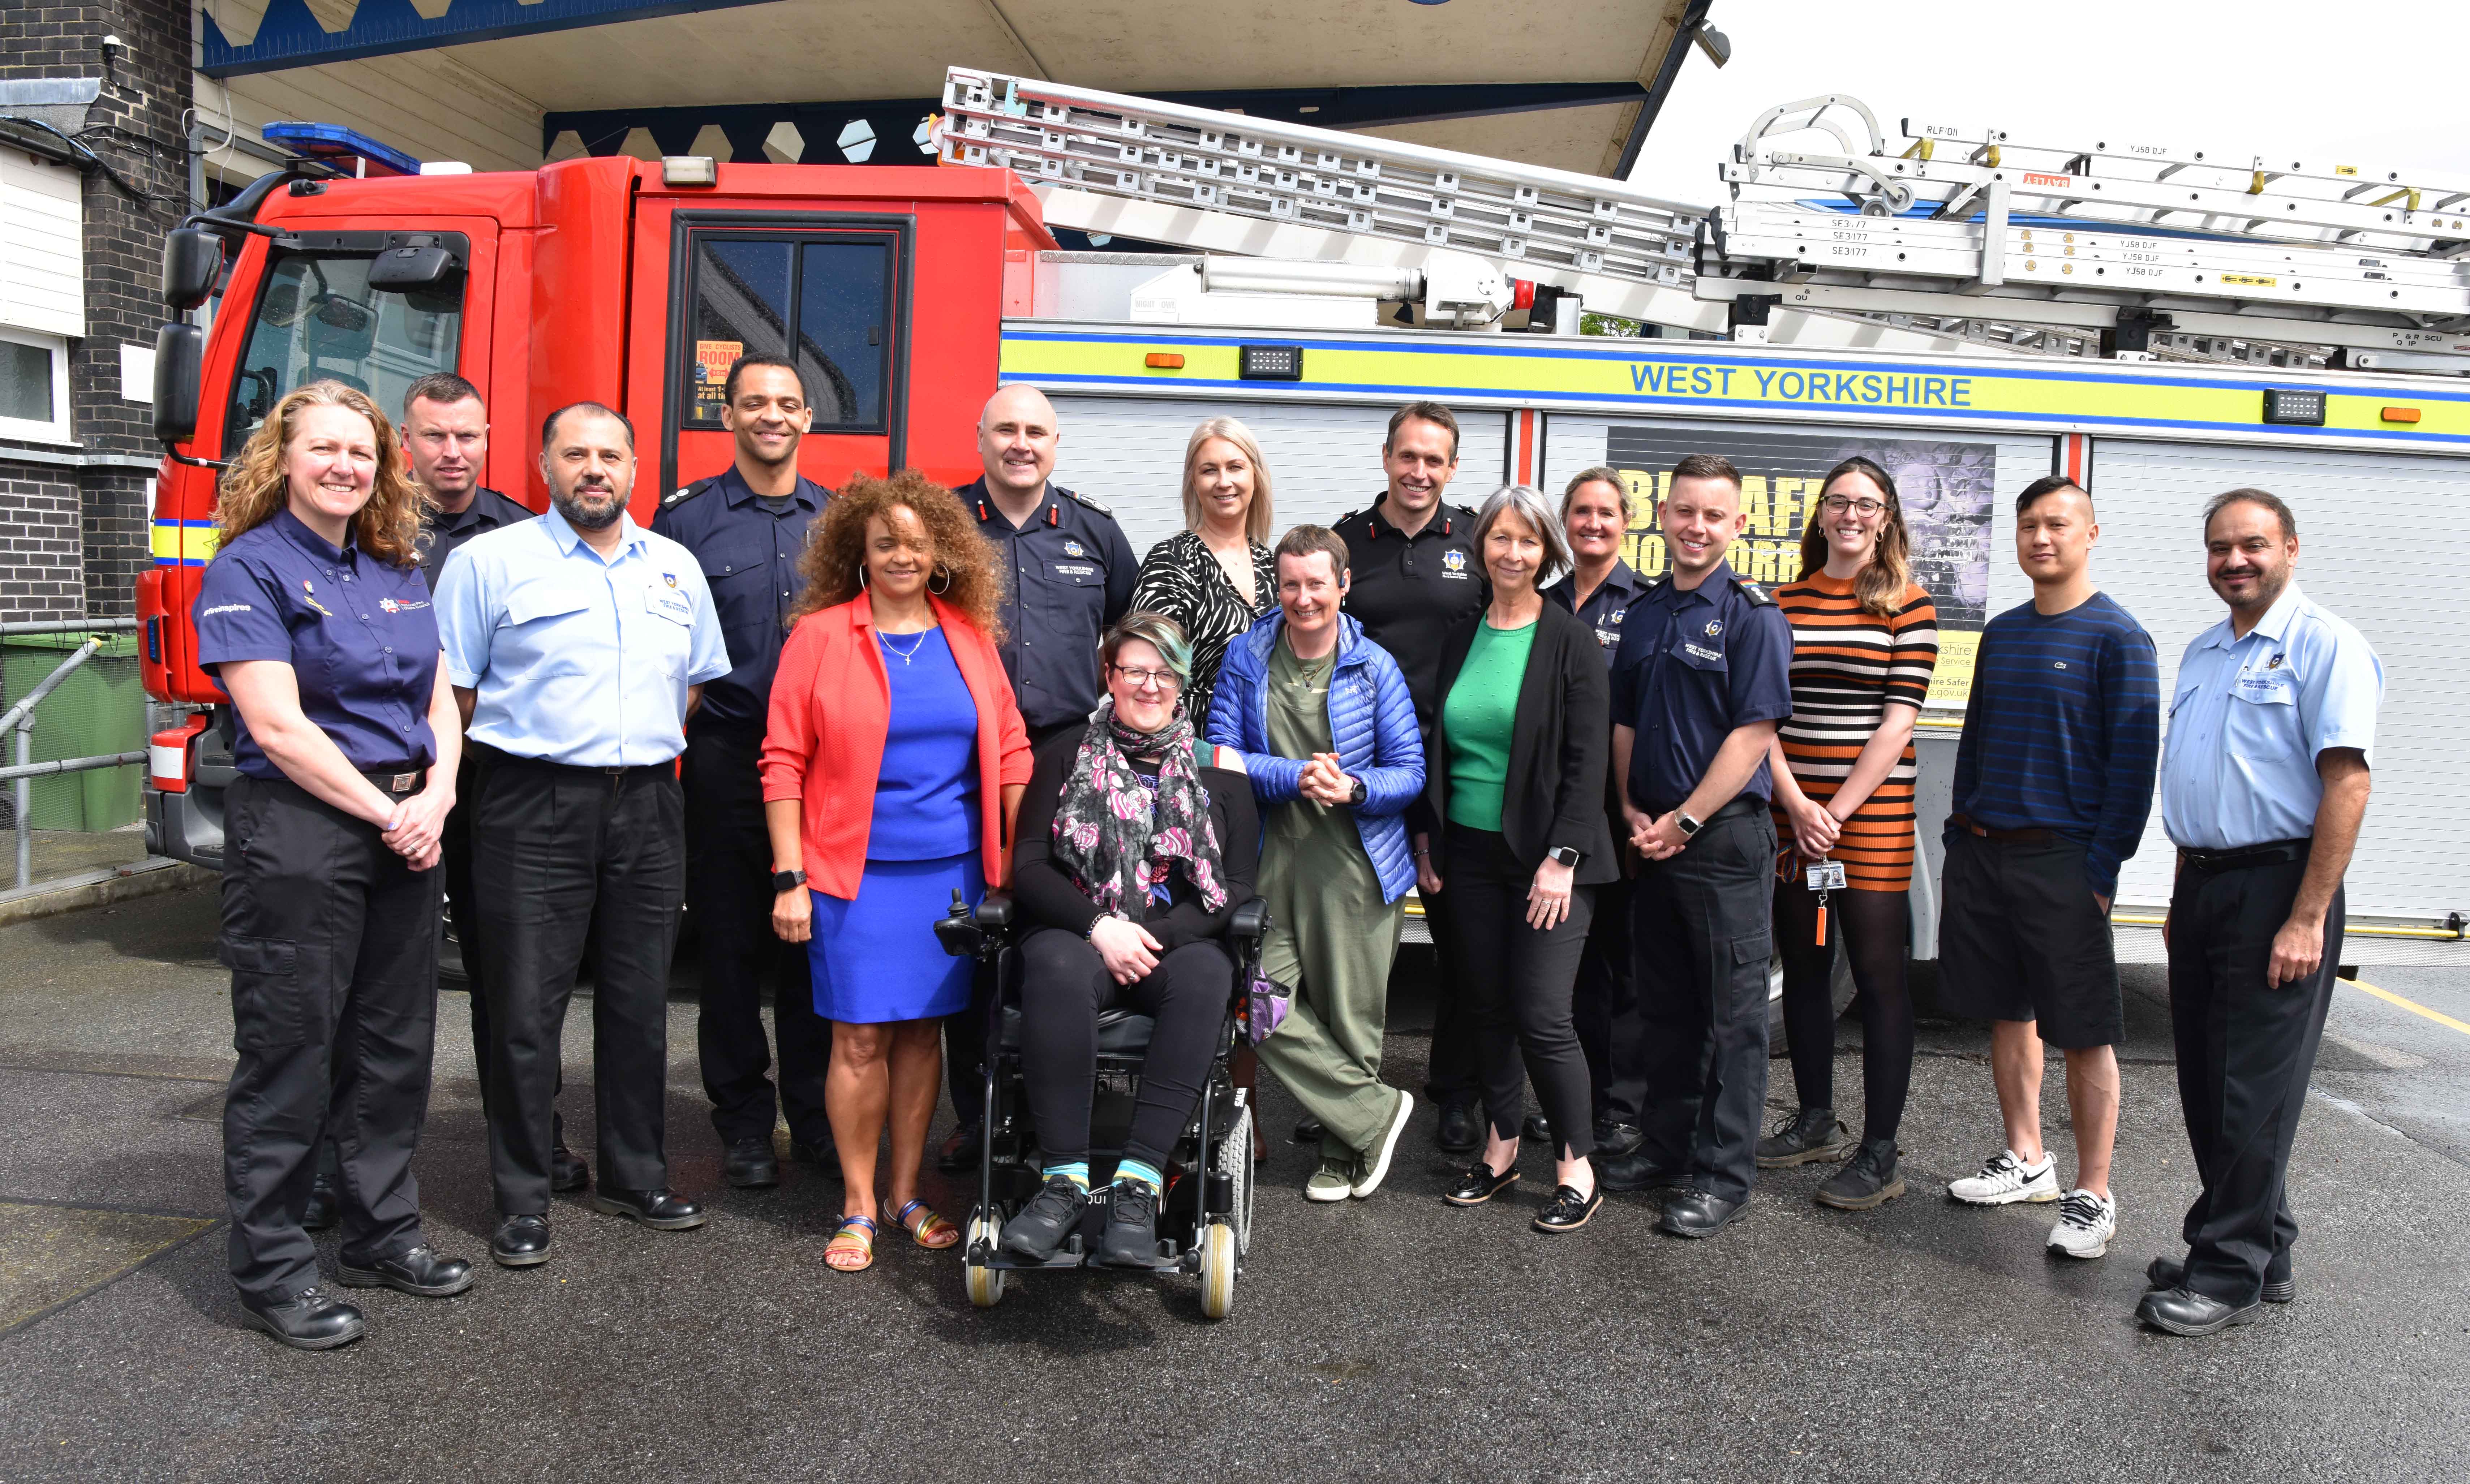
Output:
[2381, 406, 2422, 423]
[1145, 352, 1186, 370]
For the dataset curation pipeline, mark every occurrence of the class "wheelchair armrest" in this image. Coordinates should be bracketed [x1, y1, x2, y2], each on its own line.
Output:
[973, 892, 1015, 932]
[1229, 898, 1270, 942]
[932, 889, 1013, 960]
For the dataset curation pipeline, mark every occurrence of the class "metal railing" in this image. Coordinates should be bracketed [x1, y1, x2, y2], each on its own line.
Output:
[0, 618, 147, 893]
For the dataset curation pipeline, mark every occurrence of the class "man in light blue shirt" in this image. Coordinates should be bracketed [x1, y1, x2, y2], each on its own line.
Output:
[432, 401, 731, 1269]
[2140, 487, 2380, 1338]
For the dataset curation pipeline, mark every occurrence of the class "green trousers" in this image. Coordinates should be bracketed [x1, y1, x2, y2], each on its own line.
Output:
[1253, 827, 1404, 1158]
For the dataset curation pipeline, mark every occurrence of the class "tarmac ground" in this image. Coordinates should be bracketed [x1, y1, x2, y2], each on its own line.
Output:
[3, 880, 2467, 1483]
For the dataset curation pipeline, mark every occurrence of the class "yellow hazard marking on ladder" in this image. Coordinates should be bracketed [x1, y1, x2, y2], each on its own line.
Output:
[2220, 272, 2280, 288]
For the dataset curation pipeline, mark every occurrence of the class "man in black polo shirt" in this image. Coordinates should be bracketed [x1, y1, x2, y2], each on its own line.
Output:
[1335, 401, 1489, 1152]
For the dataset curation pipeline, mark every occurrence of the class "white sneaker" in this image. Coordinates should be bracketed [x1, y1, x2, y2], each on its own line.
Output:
[2046, 1188, 2116, 1259]
[1946, 1148, 2060, 1205]
[1349, 1089, 1414, 1198]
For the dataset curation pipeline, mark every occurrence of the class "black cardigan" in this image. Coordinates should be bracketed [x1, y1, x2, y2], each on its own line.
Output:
[1419, 601, 1618, 886]
[1011, 723, 1261, 947]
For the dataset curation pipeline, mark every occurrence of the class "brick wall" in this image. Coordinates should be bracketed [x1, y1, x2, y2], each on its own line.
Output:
[0, 465, 87, 621]
[3, 0, 192, 617]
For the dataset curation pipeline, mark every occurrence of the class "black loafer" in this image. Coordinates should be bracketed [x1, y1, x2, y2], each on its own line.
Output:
[1000, 1175, 1088, 1263]
[1532, 1183, 1603, 1234]
[723, 1136, 780, 1189]
[1443, 1161, 1520, 1206]
[2137, 1285, 2263, 1336]
[1292, 1116, 1326, 1145]
[1598, 1148, 1687, 1193]
[1434, 1101, 1482, 1154]
[301, 1174, 340, 1232]
[2146, 1256, 2294, 1305]
[1095, 1180, 1161, 1267]
[339, 1244, 477, 1297]
[550, 1144, 590, 1193]
[491, 1214, 551, 1267]
[239, 1286, 365, 1350]
[589, 1188, 708, 1229]
[1593, 1121, 1645, 1160]
[936, 1124, 982, 1173]
[1657, 1190, 1747, 1239]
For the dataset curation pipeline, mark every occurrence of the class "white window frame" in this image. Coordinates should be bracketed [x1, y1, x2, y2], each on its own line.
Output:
[0, 326, 73, 445]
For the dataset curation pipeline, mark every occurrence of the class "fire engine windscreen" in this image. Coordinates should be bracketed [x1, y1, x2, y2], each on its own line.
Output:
[222, 251, 463, 455]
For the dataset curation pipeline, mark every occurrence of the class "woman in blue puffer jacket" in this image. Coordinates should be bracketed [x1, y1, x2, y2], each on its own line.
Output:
[1206, 525, 1426, 1203]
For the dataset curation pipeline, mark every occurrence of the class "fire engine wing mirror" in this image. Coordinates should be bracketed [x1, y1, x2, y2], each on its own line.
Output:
[153, 322, 205, 447]
[162, 228, 223, 311]
[366, 243, 457, 290]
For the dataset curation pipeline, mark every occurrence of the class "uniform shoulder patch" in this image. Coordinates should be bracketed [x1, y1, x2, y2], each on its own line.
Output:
[1058, 486, 1113, 517]
[661, 477, 718, 509]
[1737, 580, 1777, 607]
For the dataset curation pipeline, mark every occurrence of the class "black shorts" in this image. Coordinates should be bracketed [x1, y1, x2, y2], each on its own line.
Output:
[1935, 830, 2122, 1049]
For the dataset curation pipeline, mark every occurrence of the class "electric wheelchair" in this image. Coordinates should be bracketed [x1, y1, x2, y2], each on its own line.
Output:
[933, 889, 1270, 1320]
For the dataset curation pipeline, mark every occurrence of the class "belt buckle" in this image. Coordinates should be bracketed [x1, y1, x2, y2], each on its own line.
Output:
[390, 771, 416, 793]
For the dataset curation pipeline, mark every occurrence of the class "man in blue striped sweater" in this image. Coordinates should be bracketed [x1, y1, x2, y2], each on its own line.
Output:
[1938, 475, 2161, 1260]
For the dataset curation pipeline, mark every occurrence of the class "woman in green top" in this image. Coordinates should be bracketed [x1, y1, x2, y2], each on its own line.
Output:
[1416, 485, 1619, 1233]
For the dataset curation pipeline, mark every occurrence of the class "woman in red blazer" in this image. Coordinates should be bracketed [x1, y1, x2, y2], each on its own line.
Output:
[762, 472, 1032, 1274]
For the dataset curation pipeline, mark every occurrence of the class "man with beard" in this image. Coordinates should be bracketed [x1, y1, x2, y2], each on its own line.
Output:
[2139, 489, 2380, 1336]
[434, 402, 731, 1269]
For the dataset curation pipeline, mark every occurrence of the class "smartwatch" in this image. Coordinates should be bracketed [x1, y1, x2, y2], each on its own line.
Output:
[770, 868, 807, 894]
[1546, 846, 1584, 869]
[1346, 774, 1367, 806]
[1675, 811, 1704, 838]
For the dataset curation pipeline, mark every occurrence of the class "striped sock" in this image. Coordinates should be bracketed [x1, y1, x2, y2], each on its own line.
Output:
[1115, 1158, 1164, 1194]
[1043, 1161, 1089, 1190]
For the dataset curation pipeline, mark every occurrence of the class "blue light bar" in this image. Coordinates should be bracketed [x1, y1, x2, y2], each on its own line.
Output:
[261, 120, 424, 178]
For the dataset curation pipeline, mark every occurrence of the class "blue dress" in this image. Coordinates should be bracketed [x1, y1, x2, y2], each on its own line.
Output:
[809, 626, 983, 1023]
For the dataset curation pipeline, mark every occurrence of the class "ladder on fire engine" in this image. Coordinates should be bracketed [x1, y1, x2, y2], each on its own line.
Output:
[1702, 95, 2470, 370]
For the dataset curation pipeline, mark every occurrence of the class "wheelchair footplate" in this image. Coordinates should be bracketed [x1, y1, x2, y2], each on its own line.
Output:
[967, 1200, 1201, 1274]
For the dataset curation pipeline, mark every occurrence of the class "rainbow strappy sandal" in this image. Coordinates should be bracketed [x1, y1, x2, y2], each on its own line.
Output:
[824, 1213, 877, 1272]
[893, 1199, 959, 1250]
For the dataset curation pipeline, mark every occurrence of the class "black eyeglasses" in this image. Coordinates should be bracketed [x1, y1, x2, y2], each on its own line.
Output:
[1820, 495, 1889, 515]
[1112, 665, 1183, 691]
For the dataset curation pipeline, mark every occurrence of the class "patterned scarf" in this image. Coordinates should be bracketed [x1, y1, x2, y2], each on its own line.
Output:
[1051, 699, 1228, 918]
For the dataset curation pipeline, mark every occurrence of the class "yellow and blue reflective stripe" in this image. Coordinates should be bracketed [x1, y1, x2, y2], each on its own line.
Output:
[151, 520, 219, 567]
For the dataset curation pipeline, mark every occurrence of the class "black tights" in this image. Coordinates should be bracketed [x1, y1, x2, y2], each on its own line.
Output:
[1016, 928, 1231, 1171]
[1773, 882, 1914, 1144]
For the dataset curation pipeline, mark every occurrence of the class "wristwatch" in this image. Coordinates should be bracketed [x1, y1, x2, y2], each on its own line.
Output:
[770, 868, 807, 894]
[1546, 846, 1584, 869]
[1675, 811, 1704, 838]
[1346, 774, 1367, 806]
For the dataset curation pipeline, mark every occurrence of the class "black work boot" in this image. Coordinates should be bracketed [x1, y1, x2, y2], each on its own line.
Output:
[1754, 1107, 1846, 1168]
[1096, 1179, 1161, 1267]
[239, 1287, 365, 1350]
[999, 1175, 1088, 1263]
[1814, 1138, 1906, 1210]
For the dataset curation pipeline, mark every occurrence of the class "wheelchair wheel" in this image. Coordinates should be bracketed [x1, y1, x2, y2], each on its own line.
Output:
[1215, 1099, 1255, 1261]
[965, 1213, 1008, 1309]
[1198, 1220, 1237, 1320]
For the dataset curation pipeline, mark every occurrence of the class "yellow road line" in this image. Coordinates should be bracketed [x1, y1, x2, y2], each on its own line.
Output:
[2343, 977, 2470, 1039]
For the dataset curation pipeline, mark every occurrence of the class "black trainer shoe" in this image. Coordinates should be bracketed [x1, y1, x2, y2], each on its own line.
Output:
[2147, 1256, 2295, 1305]
[723, 1136, 780, 1188]
[301, 1174, 339, 1232]
[1814, 1138, 1906, 1210]
[1096, 1180, 1161, 1267]
[239, 1286, 365, 1350]
[1754, 1107, 1847, 1169]
[1000, 1175, 1088, 1263]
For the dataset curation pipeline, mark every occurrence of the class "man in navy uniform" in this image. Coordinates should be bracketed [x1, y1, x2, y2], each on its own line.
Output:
[1337, 402, 1492, 1154]
[1603, 453, 1795, 1238]
[653, 354, 835, 1191]
[2140, 488, 2379, 1336]
[946, 382, 1137, 1166]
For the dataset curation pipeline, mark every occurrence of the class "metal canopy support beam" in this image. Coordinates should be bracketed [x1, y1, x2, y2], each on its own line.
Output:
[542, 81, 1649, 163]
[197, 0, 785, 78]
[1611, 0, 1710, 181]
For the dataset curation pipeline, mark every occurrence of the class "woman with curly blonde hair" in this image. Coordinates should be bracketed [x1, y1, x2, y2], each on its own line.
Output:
[761, 470, 1033, 1272]
[192, 379, 473, 1348]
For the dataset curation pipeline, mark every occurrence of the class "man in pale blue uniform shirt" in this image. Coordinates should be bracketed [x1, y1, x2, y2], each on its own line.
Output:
[434, 400, 730, 1269]
[2139, 487, 2380, 1337]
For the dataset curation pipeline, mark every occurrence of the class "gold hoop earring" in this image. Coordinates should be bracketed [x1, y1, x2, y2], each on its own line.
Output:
[928, 566, 952, 595]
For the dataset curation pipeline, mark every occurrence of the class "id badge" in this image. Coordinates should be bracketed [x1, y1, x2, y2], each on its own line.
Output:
[1804, 860, 1847, 891]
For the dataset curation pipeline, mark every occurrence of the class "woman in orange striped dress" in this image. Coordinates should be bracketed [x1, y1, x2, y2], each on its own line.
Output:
[1755, 455, 1938, 1211]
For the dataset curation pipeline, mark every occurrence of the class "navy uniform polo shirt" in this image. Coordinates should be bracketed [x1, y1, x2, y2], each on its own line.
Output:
[416, 485, 535, 598]
[962, 475, 1137, 732]
[1547, 557, 1648, 667]
[193, 508, 441, 779]
[1335, 494, 1487, 724]
[1608, 564, 1796, 814]
[650, 465, 829, 730]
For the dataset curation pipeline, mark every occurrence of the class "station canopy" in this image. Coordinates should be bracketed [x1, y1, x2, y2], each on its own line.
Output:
[193, 0, 1700, 177]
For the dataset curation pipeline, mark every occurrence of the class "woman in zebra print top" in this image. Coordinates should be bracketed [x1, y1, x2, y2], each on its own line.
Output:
[1129, 416, 1277, 731]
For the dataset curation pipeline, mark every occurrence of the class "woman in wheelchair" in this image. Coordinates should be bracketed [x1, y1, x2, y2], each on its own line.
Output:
[999, 611, 1262, 1267]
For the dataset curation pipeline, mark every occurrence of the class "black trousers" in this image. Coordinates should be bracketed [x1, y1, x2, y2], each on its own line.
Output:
[472, 754, 684, 1214]
[1633, 804, 1776, 1204]
[1419, 886, 1481, 1107]
[950, 718, 1083, 1127]
[683, 720, 831, 1147]
[1017, 928, 1232, 1170]
[1445, 826, 1597, 1158]
[219, 774, 440, 1303]
[2168, 849, 2342, 1307]
[1573, 872, 1643, 1127]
